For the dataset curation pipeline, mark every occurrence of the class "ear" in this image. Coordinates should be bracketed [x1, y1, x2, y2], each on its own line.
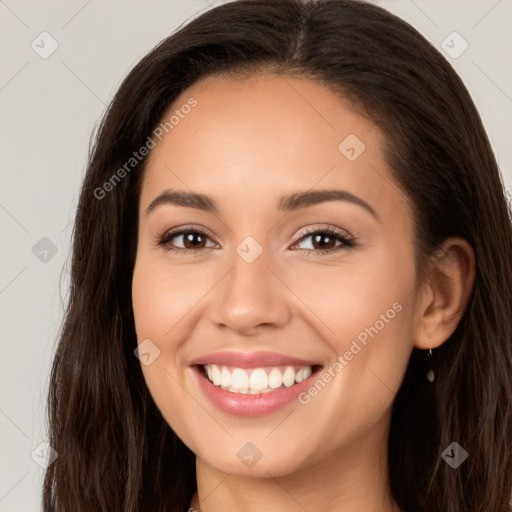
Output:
[413, 237, 476, 350]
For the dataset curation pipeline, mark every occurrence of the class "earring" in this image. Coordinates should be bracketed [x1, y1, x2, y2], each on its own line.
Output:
[426, 348, 435, 383]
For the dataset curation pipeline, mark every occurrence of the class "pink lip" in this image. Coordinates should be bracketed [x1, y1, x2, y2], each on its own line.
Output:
[188, 350, 320, 368]
[191, 365, 321, 417]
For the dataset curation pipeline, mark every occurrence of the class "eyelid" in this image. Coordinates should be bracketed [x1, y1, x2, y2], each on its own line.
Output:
[154, 224, 218, 249]
[290, 224, 357, 252]
[293, 223, 354, 242]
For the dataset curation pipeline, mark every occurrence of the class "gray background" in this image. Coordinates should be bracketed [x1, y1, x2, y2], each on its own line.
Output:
[1, 1, 511, 510]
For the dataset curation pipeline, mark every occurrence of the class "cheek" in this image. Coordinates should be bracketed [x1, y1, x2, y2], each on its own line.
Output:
[290, 283, 415, 450]
[131, 256, 192, 394]
[288, 243, 416, 402]
[288, 241, 415, 342]
[131, 256, 202, 446]
[131, 255, 211, 341]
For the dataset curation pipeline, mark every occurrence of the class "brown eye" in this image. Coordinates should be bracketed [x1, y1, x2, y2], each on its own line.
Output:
[157, 228, 216, 254]
[292, 227, 356, 254]
[156, 225, 356, 255]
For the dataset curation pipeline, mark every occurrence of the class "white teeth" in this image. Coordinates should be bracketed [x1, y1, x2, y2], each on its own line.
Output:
[249, 368, 268, 390]
[211, 365, 221, 386]
[203, 364, 314, 394]
[282, 367, 295, 387]
[221, 366, 231, 387]
[231, 368, 249, 389]
[268, 367, 283, 388]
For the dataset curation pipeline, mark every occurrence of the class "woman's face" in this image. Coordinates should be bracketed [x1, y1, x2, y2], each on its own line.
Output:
[132, 72, 420, 477]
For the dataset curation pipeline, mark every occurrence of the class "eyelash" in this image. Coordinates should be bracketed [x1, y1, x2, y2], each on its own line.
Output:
[155, 225, 357, 256]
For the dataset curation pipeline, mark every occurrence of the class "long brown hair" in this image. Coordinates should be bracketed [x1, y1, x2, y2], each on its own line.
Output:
[43, 1, 512, 510]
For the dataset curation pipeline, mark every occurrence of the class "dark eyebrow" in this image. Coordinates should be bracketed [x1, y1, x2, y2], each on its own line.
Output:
[278, 189, 378, 219]
[145, 188, 378, 220]
[145, 189, 217, 215]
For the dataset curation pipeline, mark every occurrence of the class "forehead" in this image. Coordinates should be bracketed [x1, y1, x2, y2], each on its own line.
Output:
[140, 72, 409, 224]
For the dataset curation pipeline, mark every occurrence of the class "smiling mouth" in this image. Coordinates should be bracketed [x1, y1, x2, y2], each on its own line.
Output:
[198, 363, 323, 394]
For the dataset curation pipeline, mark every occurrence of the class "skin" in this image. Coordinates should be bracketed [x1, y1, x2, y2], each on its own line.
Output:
[131, 72, 475, 512]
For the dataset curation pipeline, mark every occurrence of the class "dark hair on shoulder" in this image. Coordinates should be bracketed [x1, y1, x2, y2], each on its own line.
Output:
[43, 1, 512, 511]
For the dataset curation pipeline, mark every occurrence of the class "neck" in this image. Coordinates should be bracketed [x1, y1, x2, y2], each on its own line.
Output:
[188, 413, 402, 512]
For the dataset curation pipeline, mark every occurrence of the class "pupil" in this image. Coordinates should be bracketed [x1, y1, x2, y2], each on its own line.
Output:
[185, 232, 204, 248]
[314, 234, 333, 249]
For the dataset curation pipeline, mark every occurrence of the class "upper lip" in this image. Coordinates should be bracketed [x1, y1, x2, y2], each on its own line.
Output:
[189, 350, 321, 368]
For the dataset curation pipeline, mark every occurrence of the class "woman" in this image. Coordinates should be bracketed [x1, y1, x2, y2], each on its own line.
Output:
[43, 0, 512, 511]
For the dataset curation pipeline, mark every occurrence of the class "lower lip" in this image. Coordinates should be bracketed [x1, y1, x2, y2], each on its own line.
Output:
[192, 365, 321, 417]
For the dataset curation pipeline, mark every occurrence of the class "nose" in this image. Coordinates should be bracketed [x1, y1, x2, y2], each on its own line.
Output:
[208, 245, 292, 337]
